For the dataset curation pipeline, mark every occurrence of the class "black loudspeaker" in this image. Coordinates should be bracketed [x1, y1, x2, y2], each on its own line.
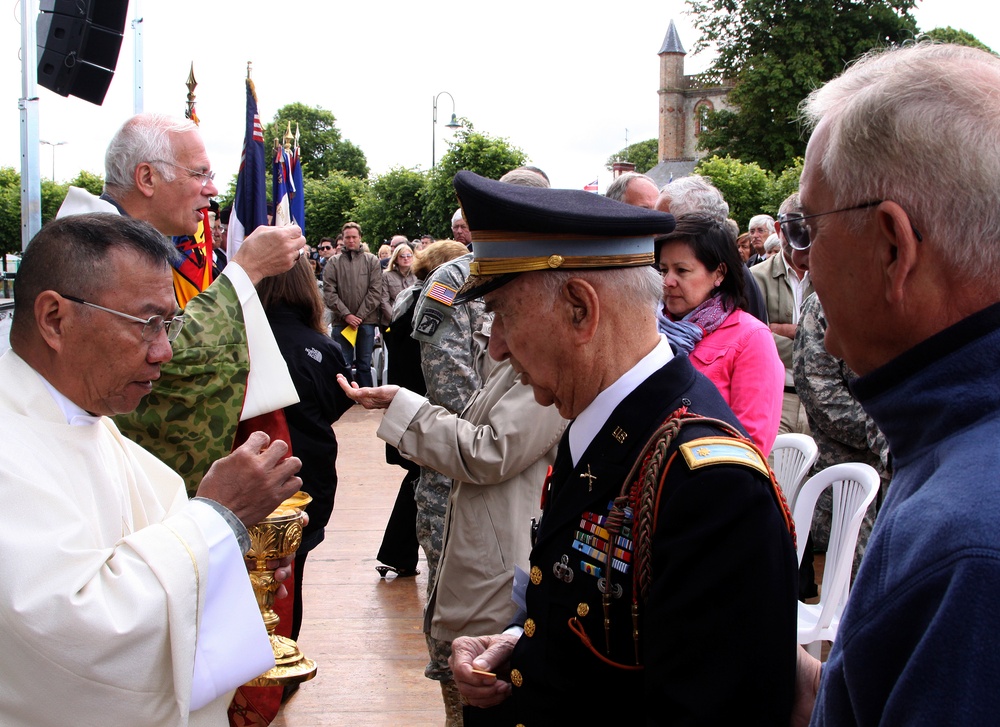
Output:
[36, 0, 129, 106]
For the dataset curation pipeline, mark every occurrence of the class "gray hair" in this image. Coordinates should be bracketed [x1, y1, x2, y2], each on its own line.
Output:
[536, 266, 662, 316]
[104, 113, 199, 196]
[748, 214, 775, 232]
[499, 167, 551, 188]
[778, 192, 802, 219]
[605, 172, 658, 203]
[661, 175, 729, 223]
[801, 42, 1000, 280]
[12, 214, 178, 340]
[764, 234, 781, 253]
[452, 208, 465, 224]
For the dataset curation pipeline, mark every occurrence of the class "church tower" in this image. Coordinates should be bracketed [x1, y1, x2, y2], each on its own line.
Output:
[647, 20, 735, 187]
[658, 20, 687, 163]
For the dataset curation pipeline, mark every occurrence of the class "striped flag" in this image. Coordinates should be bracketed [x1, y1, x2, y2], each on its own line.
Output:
[584, 179, 599, 193]
[426, 281, 458, 306]
[228, 77, 269, 257]
[272, 141, 291, 227]
[289, 124, 306, 234]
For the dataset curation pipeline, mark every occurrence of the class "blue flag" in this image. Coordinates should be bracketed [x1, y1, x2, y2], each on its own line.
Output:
[272, 142, 291, 227]
[229, 78, 269, 256]
[289, 126, 305, 235]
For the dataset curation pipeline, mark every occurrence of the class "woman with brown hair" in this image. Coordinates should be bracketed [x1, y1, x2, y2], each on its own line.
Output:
[256, 257, 355, 641]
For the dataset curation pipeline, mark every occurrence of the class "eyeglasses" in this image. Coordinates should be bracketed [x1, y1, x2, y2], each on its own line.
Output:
[779, 200, 923, 251]
[151, 159, 216, 188]
[61, 294, 186, 342]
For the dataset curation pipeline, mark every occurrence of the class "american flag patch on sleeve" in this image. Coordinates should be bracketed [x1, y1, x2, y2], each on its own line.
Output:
[425, 281, 458, 306]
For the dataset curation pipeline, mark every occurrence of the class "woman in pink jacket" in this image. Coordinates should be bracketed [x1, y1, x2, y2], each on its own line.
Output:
[655, 215, 784, 454]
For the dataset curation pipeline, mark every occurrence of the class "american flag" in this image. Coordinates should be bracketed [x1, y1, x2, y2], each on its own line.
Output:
[426, 281, 458, 306]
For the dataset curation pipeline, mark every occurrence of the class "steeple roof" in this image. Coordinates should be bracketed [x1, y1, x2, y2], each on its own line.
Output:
[658, 19, 686, 55]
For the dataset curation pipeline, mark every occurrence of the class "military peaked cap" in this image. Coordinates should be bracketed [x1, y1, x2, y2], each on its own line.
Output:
[452, 171, 675, 303]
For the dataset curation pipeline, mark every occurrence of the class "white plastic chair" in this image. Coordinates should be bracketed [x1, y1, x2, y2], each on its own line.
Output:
[792, 462, 880, 658]
[769, 433, 819, 511]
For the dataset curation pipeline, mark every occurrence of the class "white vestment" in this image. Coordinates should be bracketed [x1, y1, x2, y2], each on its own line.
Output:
[0, 351, 274, 726]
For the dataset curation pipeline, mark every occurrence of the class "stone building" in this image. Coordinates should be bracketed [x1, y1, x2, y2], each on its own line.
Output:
[643, 20, 734, 188]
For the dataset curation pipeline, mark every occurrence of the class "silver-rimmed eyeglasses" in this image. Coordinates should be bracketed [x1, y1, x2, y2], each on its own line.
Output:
[151, 159, 216, 188]
[61, 294, 186, 342]
[779, 200, 923, 251]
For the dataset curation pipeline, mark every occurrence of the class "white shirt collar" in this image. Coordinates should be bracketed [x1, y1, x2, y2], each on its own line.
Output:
[37, 374, 101, 427]
[568, 335, 674, 465]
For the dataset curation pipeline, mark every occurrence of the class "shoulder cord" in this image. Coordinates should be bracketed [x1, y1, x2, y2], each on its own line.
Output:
[571, 406, 796, 669]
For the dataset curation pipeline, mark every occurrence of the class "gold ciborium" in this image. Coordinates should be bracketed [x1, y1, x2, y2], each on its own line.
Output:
[244, 490, 317, 687]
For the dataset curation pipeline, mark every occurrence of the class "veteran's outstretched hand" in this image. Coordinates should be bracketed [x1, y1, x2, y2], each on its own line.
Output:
[450, 633, 518, 708]
[336, 373, 400, 410]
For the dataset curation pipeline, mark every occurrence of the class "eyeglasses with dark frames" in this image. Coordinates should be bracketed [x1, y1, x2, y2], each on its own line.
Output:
[779, 200, 923, 251]
[61, 294, 186, 342]
[151, 159, 216, 188]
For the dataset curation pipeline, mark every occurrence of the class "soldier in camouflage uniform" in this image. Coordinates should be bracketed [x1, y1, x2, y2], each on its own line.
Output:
[793, 291, 892, 586]
[410, 249, 492, 722]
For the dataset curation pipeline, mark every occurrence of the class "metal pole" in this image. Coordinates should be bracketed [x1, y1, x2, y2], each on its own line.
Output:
[132, 0, 144, 114]
[19, 0, 41, 251]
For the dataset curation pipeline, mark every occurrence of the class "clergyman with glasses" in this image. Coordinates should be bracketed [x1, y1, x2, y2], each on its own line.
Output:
[0, 213, 305, 724]
[56, 113, 306, 495]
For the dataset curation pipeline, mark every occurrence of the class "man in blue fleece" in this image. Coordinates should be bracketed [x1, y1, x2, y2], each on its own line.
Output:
[792, 41, 1000, 725]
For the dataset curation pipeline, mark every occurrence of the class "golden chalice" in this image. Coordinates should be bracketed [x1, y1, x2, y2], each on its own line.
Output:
[244, 490, 317, 687]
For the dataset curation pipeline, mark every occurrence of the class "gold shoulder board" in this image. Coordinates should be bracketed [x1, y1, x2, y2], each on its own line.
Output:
[679, 437, 770, 477]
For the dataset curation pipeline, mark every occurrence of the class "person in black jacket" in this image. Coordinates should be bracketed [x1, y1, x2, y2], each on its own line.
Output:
[257, 257, 355, 641]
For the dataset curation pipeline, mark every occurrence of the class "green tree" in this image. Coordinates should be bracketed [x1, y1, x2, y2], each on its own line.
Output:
[605, 139, 659, 174]
[767, 158, 804, 214]
[303, 172, 369, 248]
[688, 0, 919, 171]
[68, 170, 104, 196]
[694, 156, 772, 230]
[264, 103, 369, 181]
[920, 26, 993, 52]
[0, 168, 21, 255]
[349, 167, 428, 246]
[421, 125, 527, 239]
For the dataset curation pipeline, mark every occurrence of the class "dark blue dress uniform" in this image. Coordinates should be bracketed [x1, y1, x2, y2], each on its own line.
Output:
[448, 171, 798, 726]
[503, 355, 797, 726]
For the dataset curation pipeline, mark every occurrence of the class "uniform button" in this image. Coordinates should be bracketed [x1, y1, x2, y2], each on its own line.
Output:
[577, 603, 590, 617]
[510, 668, 523, 687]
[524, 618, 536, 637]
[529, 566, 542, 585]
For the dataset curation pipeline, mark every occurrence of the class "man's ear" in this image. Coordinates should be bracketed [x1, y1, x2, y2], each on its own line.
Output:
[560, 277, 600, 343]
[134, 162, 157, 199]
[876, 201, 921, 305]
[34, 291, 69, 351]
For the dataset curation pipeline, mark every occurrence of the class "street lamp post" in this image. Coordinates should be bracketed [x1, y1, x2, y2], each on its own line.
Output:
[40, 140, 67, 181]
[432, 91, 461, 169]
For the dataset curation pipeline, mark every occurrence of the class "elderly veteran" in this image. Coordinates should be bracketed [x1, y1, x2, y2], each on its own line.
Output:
[447, 172, 797, 726]
[0, 214, 304, 726]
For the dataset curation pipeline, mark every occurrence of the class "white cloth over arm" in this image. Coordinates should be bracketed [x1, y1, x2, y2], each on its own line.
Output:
[0, 351, 273, 727]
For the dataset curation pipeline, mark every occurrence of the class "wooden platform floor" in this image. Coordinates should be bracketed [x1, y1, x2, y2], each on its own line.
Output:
[273, 407, 441, 727]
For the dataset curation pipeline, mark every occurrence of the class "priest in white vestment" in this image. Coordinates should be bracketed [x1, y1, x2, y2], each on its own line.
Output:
[0, 214, 304, 727]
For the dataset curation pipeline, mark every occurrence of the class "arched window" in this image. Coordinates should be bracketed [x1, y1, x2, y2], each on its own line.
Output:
[694, 101, 714, 136]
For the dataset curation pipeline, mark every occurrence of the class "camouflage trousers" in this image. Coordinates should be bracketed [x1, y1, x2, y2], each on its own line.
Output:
[415, 466, 451, 600]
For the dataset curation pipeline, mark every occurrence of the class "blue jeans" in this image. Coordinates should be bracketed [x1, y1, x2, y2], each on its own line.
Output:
[332, 323, 375, 388]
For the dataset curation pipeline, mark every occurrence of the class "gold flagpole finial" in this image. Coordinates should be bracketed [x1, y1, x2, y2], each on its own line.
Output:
[284, 122, 294, 151]
[185, 62, 198, 124]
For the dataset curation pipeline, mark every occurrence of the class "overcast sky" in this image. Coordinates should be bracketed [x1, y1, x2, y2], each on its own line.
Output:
[3, 0, 998, 195]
